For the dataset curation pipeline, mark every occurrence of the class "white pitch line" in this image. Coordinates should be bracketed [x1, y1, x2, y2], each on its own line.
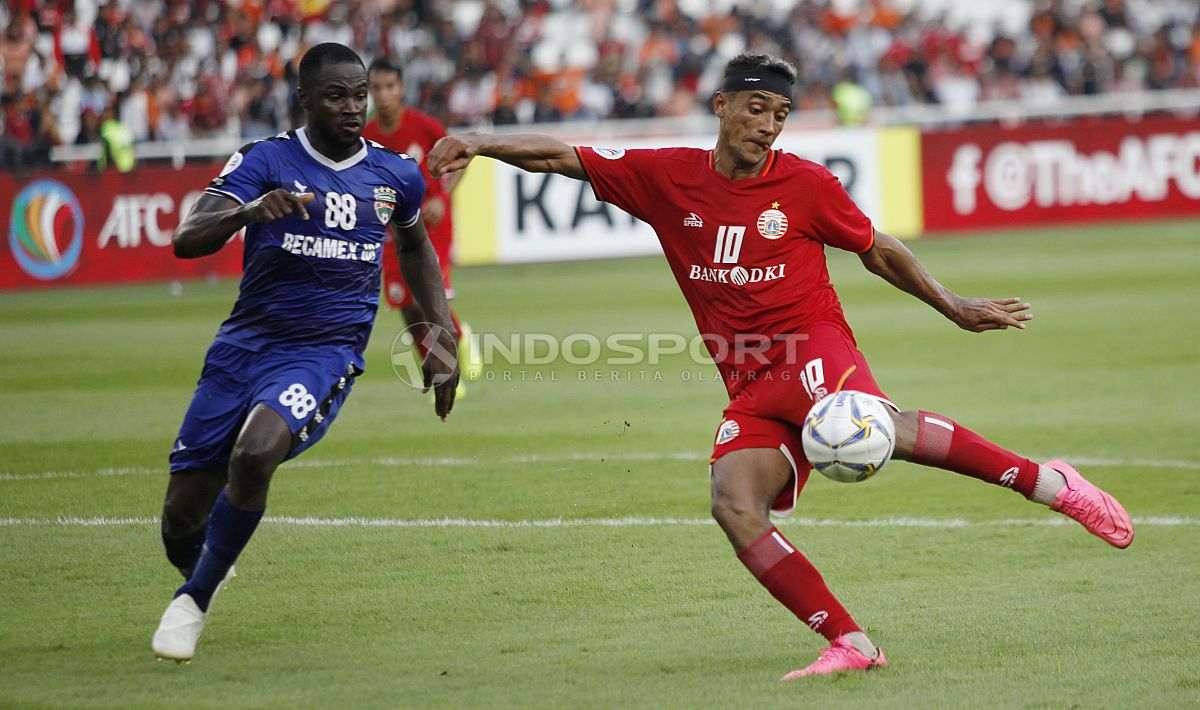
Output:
[1, 453, 1198, 483]
[0, 466, 161, 482]
[0, 515, 1195, 529]
[285, 451, 709, 469]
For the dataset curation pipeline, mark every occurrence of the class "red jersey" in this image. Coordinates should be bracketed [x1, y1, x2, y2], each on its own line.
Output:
[362, 108, 452, 241]
[577, 146, 875, 397]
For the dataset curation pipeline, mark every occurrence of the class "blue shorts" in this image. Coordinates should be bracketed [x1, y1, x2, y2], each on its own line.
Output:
[169, 341, 362, 474]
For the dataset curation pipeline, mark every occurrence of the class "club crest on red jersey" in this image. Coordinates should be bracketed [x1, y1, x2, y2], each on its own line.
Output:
[373, 185, 398, 224]
[757, 202, 788, 240]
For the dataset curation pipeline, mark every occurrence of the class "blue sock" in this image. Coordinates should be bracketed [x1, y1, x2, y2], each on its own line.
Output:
[162, 523, 207, 580]
[176, 491, 263, 612]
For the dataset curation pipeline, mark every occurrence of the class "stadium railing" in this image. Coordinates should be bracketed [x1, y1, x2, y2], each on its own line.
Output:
[48, 88, 1200, 166]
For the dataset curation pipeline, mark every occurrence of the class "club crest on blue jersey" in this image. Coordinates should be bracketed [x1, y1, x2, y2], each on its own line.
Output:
[373, 186, 398, 224]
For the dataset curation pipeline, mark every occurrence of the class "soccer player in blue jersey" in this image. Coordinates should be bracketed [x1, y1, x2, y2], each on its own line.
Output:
[151, 43, 460, 662]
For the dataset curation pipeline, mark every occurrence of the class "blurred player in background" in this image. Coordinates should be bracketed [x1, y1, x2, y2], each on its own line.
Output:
[152, 43, 459, 663]
[364, 59, 481, 392]
[428, 52, 1133, 680]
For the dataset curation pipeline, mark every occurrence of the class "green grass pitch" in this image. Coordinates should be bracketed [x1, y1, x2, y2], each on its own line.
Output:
[1, 220, 1198, 709]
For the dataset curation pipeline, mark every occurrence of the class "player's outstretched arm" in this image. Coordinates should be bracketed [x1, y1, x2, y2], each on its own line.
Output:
[174, 190, 315, 259]
[392, 220, 461, 420]
[428, 132, 586, 181]
[859, 230, 1033, 332]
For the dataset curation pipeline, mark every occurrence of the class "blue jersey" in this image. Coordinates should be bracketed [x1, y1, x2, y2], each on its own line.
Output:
[203, 128, 425, 360]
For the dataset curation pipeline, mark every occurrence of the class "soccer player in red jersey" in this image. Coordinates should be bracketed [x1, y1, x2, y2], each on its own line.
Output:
[427, 53, 1134, 679]
[364, 60, 479, 387]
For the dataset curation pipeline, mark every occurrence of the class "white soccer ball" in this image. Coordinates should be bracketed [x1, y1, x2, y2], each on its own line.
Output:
[801, 390, 897, 483]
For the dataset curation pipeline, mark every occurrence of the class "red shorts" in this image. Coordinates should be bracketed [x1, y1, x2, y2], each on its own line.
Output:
[381, 215, 454, 310]
[709, 321, 897, 516]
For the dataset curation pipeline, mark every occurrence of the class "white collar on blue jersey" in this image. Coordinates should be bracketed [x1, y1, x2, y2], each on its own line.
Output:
[296, 127, 368, 171]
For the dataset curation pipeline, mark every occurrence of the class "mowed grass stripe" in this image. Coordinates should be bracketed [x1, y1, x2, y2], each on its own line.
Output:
[2, 222, 1198, 709]
[1, 514, 1195, 528]
[2, 453, 1198, 481]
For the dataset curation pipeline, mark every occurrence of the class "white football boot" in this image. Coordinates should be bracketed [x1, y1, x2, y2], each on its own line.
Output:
[152, 594, 205, 663]
[152, 565, 236, 663]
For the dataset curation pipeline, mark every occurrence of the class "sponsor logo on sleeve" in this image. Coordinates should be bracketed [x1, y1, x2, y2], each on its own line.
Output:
[591, 147, 626, 160]
[218, 152, 243, 177]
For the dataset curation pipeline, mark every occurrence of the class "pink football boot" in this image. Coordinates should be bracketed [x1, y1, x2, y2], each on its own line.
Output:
[780, 636, 887, 680]
[1046, 459, 1134, 548]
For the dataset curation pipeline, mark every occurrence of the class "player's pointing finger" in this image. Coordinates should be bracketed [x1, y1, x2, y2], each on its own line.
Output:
[288, 192, 314, 219]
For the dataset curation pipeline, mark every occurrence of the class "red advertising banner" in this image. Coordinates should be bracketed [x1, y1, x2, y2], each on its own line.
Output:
[921, 115, 1200, 232]
[1, 164, 243, 290]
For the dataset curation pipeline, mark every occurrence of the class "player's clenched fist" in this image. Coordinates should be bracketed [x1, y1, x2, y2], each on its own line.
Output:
[428, 133, 481, 177]
[243, 189, 315, 223]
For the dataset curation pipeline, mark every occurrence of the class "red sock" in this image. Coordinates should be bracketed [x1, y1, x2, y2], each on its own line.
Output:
[737, 528, 861, 641]
[911, 411, 1040, 498]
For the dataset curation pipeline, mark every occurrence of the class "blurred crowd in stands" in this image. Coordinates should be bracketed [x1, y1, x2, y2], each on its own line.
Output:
[1, 0, 1198, 171]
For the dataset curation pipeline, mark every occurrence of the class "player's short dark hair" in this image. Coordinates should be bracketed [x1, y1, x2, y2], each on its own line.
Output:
[298, 43, 365, 91]
[722, 52, 798, 86]
[368, 59, 402, 82]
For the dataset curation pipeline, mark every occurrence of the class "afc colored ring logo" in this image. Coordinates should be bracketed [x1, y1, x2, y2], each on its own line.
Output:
[8, 179, 84, 281]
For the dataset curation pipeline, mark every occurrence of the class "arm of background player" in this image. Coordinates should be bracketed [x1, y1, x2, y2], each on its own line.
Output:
[858, 230, 1033, 332]
[427, 132, 586, 181]
[173, 190, 314, 259]
[392, 219, 461, 419]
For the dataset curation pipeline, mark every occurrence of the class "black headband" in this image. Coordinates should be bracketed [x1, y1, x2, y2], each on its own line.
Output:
[719, 70, 793, 102]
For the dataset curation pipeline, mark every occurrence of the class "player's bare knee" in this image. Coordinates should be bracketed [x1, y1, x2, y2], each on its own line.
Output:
[161, 497, 206, 536]
[228, 446, 277, 482]
[711, 493, 759, 529]
[229, 410, 290, 478]
[710, 482, 770, 537]
[228, 437, 284, 493]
